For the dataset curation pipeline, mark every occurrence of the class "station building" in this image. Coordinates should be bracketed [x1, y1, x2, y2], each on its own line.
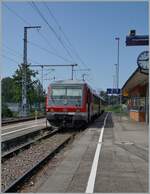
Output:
[122, 67, 149, 123]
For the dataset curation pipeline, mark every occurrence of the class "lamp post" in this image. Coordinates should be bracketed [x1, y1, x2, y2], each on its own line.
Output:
[115, 37, 122, 118]
[115, 37, 120, 105]
[114, 64, 118, 105]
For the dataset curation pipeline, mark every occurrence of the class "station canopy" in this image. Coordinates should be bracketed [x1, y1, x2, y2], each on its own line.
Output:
[122, 67, 148, 96]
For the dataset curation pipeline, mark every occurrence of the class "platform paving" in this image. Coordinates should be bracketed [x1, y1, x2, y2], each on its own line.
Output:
[37, 112, 148, 193]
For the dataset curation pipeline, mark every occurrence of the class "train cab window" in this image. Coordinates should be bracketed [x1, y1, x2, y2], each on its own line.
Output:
[49, 86, 83, 106]
[51, 88, 66, 98]
[67, 88, 82, 98]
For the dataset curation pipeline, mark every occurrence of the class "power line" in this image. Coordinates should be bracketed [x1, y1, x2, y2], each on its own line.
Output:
[29, 1, 77, 59]
[42, 3, 75, 56]
[3, 44, 41, 65]
[43, 2, 88, 68]
[2, 54, 20, 64]
[31, 1, 75, 62]
[28, 40, 72, 63]
[36, 31, 59, 54]
[3, 39, 71, 65]
[4, 40, 71, 64]
[3, 3, 69, 63]
[3, 4, 30, 25]
[3, 2, 87, 69]
[3, 3, 90, 79]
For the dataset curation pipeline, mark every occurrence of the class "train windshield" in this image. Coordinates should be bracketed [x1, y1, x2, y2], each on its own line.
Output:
[48, 87, 83, 106]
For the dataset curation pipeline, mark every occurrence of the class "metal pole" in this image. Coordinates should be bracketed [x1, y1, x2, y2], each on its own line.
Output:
[41, 65, 44, 91]
[71, 65, 74, 80]
[22, 26, 41, 117]
[116, 37, 122, 118]
[23, 27, 27, 65]
[82, 73, 85, 81]
[115, 37, 120, 105]
[117, 38, 120, 96]
[22, 27, 27, 117]
[112, 74, 115, 105]
[114, 64, 117, 105]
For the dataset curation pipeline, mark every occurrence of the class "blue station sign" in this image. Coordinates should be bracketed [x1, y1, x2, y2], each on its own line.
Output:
[107, 88, 120, 94]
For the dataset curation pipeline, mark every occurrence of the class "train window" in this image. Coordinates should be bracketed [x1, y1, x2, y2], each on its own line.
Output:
[49, 87, 83, 106]
[51, 88, 66, 97]
[67, 88, 82, 97]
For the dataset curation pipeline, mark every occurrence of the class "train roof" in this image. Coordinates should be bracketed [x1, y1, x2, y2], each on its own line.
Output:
[49, 79, 105, 101]
[50, 79, 86, 85]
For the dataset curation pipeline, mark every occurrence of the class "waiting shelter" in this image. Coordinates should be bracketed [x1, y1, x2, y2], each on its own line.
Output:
[122, 67, 149, 123]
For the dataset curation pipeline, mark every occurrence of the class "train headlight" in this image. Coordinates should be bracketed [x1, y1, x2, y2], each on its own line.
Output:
[50, 108, 54, 112]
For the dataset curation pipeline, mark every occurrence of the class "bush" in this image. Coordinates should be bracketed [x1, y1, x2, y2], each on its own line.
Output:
[105, 105, 122, 113]
[2, 104, 13, 118]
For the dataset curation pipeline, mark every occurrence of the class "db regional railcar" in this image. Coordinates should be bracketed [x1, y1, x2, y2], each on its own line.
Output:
[46, 80, 105, 128]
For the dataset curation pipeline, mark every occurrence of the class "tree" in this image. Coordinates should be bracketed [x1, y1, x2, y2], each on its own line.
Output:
[32, 80, 46, 111]
[2, 77, 16, 103]
[12, 63, 39, 107]
[2, 64, 46, 114]
[2, 104, 13, 118]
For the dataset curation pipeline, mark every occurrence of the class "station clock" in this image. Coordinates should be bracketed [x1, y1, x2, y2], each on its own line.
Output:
[137, 51, 149, 70]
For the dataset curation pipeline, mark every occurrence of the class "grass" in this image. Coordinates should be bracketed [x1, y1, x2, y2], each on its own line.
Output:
[105, 105, 128, 116]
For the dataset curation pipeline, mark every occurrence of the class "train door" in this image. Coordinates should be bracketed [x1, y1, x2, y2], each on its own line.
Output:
[87, 90, 91, 122]
[99, 99, 101, 115]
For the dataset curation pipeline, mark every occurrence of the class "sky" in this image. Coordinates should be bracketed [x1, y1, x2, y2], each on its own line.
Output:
[2, 1, 149, 92]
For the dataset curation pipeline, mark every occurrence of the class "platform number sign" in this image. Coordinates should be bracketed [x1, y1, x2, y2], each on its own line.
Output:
[107, 88, 120, 94]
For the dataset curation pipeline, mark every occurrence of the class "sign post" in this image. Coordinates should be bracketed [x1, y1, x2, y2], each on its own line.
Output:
[126, 30, 149, 46]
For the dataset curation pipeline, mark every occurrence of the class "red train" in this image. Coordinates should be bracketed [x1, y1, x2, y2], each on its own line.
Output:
[46, 80, 105, 128]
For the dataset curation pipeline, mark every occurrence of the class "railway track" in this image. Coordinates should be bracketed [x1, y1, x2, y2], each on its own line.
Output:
[2, 129, 77, 193]
[2, 116, 45, 126]
[2, 128, 58, 160]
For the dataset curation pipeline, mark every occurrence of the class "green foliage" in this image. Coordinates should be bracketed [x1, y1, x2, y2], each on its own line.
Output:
[12, 63, 39, 103]
[2, 104, 13, 118]
[2, 77, 16, 103]
[105, 105, 128, 116]
[2, 63, 46, 114]
[105, 105, 122, 113]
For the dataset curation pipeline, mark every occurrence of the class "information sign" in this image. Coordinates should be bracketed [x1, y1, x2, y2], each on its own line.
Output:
[107, 88, 120, 94]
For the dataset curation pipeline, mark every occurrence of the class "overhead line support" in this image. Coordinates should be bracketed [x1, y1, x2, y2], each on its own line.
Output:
[30, 64, 77, 80]
[22, 25, 41, 117]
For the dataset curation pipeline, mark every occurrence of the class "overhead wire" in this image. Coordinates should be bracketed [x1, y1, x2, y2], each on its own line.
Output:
[31, 1, 75, 62]
[28, 40, 72, 63]
[3, 2, 90, 81]
[2, 54, 20, 64]
[3, 4, 30, 25]
[43, 2, 88, 69]
[3, 44, 41, 65]
[3, 3, 71, 63]
[3, 42, 71, 64]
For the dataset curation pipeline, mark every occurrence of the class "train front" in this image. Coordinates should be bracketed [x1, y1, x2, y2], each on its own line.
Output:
[46, 81, 86, 128]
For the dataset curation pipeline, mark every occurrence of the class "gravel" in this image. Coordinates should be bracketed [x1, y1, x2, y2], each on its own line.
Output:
[1, 133, 71, 192]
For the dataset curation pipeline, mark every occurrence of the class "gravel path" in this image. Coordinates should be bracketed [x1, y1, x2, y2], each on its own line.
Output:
[1, 133, 71, 192]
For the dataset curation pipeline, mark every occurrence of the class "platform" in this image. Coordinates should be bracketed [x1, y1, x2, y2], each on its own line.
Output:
[37, 112, 148, 193]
